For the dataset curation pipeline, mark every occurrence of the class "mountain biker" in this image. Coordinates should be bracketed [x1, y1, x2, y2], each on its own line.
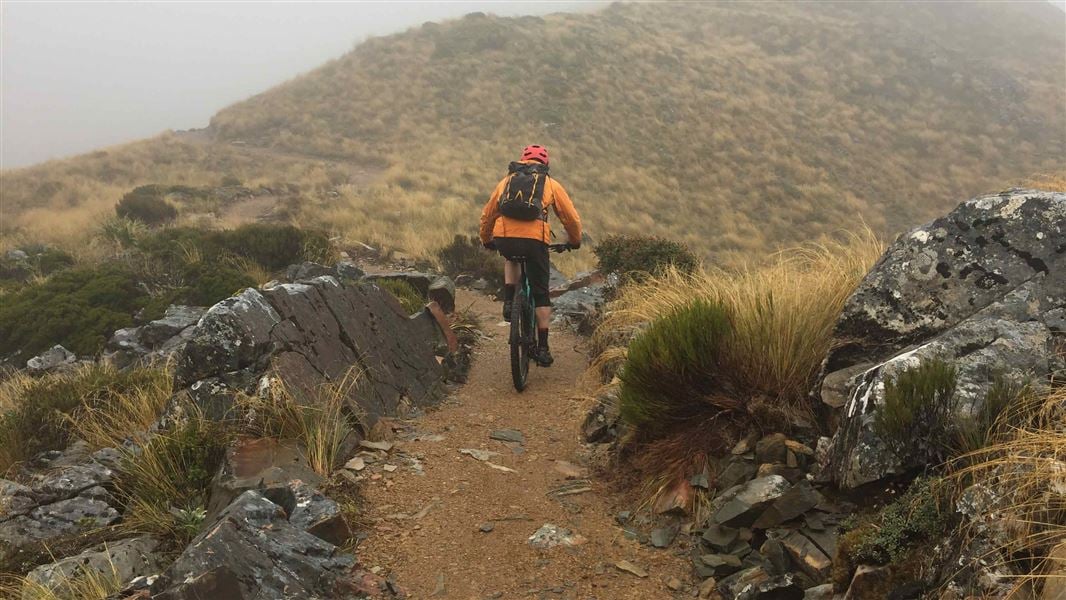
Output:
[479, 144, 582, 368]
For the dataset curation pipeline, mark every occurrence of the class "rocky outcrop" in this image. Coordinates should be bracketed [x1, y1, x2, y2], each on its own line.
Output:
[175, 276, 447, 426]
[106, 305, 205, 369]
[26, 536, 164, 593]
[819, 189, 1065, 488]
[25, 344, 76, 372]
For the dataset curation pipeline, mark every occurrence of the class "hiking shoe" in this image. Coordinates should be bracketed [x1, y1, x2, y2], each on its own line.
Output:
[534, 346, 554, 367]
[503, 300, 513, 322]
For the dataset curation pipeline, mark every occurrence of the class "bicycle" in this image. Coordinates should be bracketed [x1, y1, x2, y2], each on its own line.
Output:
[509, 243, 574, 392]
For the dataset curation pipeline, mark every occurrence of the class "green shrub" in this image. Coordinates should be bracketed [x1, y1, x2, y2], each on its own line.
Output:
[219, 224, 334, 271]
[376, 279, 425, 314]
[177, 262, 257, 306]
[116, 186, 178, 226]
[841, 477, 953, 566]
[0, 365, 168, 473]
[137, 224, 334, 273]
[98, 216, 148, 249]
[595, 234, 699, 281]
[435, 234, 504, 287]
[875, 360, 958, 463]
[618, 299, 731, 432]
[0, 247, 74, 288]
[114, 416, 229, 544]
[0, 264, 147, 363]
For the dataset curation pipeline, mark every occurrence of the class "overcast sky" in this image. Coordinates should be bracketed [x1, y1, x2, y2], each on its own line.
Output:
[1, 1, 600, 169]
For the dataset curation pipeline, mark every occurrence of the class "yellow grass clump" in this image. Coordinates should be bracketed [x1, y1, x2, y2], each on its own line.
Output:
[949, 385, 1066, 595]
[238, 368, 364, 476]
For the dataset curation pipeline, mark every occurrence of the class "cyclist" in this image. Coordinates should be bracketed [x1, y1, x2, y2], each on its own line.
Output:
[479, 144, 582, 367]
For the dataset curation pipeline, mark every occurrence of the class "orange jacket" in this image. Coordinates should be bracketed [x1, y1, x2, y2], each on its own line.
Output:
[479, 162, 582, 245]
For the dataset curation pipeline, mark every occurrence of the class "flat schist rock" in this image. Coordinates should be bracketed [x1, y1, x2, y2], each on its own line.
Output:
[819, 189, 1066, 489]
[175, 276, 446, 423]
[153, 491, 356, 600]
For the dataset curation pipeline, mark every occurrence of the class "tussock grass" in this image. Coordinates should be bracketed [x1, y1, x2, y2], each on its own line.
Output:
[592, 229, 884, 404]
[597, 229, 883, 501]
[0, 364, 171, 475]
[113, 412, 229, 544]
[70, 366, 173, 450]
[949, 385, 1066, 594]
[238, 369, 364, 476]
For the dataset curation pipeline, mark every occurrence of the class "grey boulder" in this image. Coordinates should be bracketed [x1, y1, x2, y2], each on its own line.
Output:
[819, 190, 1066, 488]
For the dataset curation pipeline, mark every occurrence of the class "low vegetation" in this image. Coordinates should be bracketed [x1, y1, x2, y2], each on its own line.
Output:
[0, 565, 124, 600]
[435, 234, 504, 288]
[833, 477, 953, 591]
[0, 223, 334, 365]
[594, 234, 699, 281]
[0, 364, 170, 474]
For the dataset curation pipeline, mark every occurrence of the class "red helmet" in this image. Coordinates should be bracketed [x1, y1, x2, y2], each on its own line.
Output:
[521, 144, 549, 165]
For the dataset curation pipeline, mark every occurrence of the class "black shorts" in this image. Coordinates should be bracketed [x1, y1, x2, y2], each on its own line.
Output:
[495, 237, 551, 307]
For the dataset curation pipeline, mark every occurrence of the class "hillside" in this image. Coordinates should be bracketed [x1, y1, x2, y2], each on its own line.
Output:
[2, 2, 1063, 265]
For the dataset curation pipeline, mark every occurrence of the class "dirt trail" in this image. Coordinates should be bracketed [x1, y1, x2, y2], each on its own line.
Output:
[357, 290, 690, 599]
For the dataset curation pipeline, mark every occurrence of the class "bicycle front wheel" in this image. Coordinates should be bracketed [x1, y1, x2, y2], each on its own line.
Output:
[510, 291, 530, 392]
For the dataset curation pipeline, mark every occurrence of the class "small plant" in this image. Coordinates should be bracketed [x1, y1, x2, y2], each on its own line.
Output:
[435, 234, 504, 287]
[0, 364, 168, 473]
[239, 369, 363, 476]
[875, 359, 958, 464]
[113, 414, 229, 544]
[594, 234, 699, 281]
[376, 278, 425, 314]
[115, 185, 178, 226]
[849, 477, 953, 564]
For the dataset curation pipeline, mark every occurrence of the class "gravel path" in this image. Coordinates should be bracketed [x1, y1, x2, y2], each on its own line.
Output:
[357, 290, 690, 599]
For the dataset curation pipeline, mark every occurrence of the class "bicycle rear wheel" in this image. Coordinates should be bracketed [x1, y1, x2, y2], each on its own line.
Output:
[510, 291, 530, 392]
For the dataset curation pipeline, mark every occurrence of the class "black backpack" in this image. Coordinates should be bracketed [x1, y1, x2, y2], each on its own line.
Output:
[498, 161, 550, 221]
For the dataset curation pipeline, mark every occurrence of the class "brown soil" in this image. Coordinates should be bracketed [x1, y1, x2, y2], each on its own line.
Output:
[356, 290, 692, 599]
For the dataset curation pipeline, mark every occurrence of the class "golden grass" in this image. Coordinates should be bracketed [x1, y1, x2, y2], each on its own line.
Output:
[69, 365, 173, 450]
[591, 228, 884, 407]
[238, 368, 364, 476]
[949, 385, 1066, 594]
[0, 561, 123, 600]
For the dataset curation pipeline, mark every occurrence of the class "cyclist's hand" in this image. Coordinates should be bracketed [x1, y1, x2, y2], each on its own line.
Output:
[483, 240, 497, 251]
[568, 240, 581, 250]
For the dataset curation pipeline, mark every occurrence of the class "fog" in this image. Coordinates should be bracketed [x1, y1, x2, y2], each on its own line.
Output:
[1, 1, 600, 169]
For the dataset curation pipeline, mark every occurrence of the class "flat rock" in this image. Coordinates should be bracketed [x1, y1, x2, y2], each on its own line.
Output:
[488, 429, 525, 445]
[711, 475, 791, 527]
[528, 524, 586, 549]
[752, 481, 824, 529]
[779, 530, 832, 581]
[27, 536, 164, 592]
[614, 560, 648, 578]
[152, 491, 354, 600]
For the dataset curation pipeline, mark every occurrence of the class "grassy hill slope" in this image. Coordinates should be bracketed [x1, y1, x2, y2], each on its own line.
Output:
[3, 2, 1063, 265]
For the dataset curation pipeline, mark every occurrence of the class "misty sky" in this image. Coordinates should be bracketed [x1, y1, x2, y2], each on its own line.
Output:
[1, 1, 600, 170]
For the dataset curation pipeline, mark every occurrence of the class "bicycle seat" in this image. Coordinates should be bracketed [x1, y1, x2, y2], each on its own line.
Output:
[507, 255, 530, 262]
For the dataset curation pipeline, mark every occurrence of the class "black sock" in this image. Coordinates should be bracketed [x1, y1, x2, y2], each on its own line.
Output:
[538, 328, 549, 349]
[504, 284, 516, 301]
